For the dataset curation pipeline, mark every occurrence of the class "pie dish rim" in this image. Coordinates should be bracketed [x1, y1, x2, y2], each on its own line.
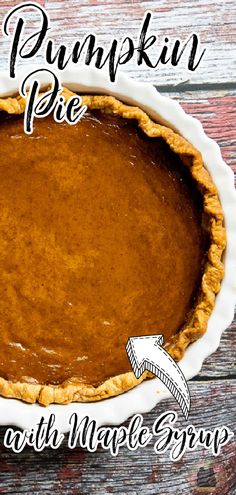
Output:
[0, 87, 226, 405]
[0, 67, 235, 430]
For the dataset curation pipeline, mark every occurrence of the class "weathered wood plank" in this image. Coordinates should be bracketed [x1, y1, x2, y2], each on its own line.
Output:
[0, 0, 235, 85]
[0, 380, 235, 494]
[197, 320, 236, 378]
[161, 89, 236, 169]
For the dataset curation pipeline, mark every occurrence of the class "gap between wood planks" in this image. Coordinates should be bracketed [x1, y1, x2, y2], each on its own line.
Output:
[192, 374, 236, 382]
[156, 81, 236, 92]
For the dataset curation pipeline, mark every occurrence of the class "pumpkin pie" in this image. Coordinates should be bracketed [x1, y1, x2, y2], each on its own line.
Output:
[0, 88, 226, 405]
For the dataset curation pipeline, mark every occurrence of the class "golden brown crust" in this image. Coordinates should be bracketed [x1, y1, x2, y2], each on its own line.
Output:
[0, 88, 226, 405]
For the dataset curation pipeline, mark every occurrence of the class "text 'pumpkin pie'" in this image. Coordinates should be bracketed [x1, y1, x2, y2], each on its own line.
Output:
[0, 89, 225, 405]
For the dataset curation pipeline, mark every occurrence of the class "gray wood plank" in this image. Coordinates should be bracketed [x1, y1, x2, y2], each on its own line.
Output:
[197, 320, 235, 379]
[0, 380, 235, 494]
[0, 0, 235, 85]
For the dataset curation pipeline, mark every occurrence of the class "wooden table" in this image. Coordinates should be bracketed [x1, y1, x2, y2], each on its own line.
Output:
[0, 1, 235, 493]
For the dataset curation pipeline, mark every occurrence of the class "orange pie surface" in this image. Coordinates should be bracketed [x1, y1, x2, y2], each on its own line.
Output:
[0, 109, 207, 387]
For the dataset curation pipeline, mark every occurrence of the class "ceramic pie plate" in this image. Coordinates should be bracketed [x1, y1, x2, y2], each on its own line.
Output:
[0, 67, 235, 433]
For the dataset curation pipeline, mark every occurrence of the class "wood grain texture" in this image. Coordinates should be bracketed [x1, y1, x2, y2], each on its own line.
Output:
[161, 89, 236, 170]
[196, 319, 236, 379]
[0, 0, 235, 494]
[0, 0, 235, 85]
[0, 381, 235, 494]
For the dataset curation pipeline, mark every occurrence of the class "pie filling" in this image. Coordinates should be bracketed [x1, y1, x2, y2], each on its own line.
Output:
[0, 109, 207, 387]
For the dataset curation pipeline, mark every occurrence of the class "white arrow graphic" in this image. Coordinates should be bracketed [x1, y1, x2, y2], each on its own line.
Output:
[126, 334, 191, 419]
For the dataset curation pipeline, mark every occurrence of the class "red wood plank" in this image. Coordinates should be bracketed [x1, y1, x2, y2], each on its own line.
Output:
[162, 91, 236, 170]
[179, 95, 236, 169]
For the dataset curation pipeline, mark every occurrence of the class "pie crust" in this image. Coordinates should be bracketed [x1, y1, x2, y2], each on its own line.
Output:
[0, 88, 226, 405]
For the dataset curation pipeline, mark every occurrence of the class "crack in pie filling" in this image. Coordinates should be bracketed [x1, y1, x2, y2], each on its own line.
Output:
[0, 89, 225, 405]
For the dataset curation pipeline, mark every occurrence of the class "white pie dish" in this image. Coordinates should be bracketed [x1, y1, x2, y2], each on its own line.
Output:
[0, 66, 235, 433]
